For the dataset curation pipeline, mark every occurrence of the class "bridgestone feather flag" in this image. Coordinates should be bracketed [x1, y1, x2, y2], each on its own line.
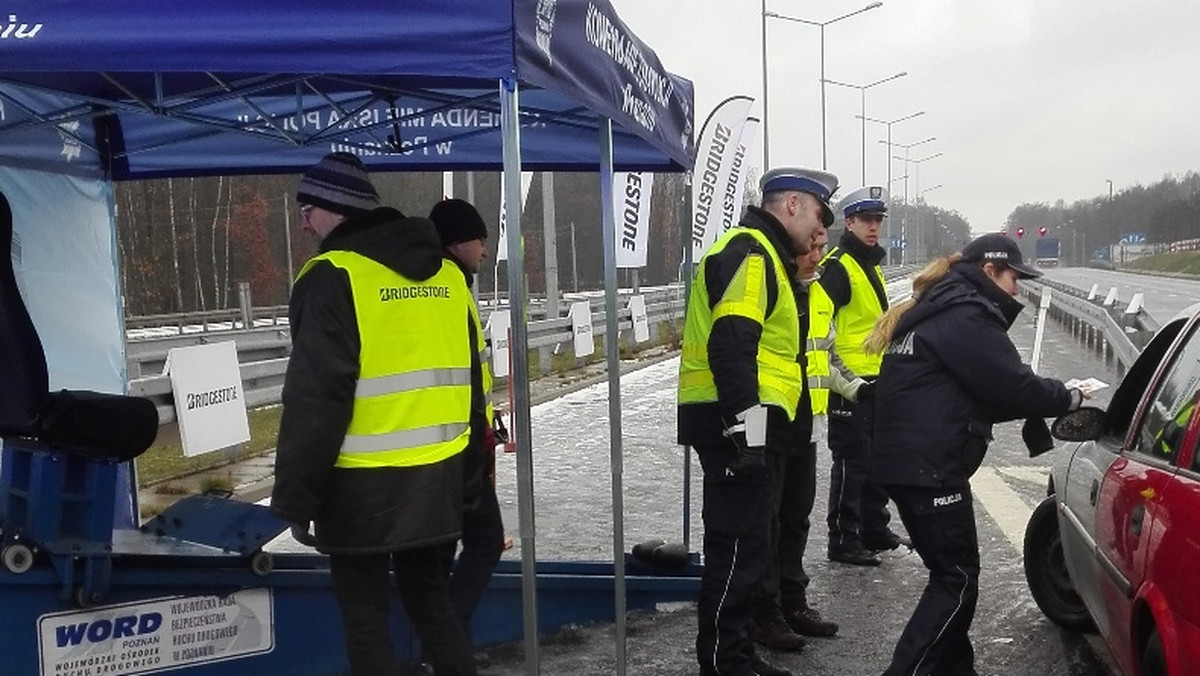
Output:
[722, 116, 759, 236]
[690, 95, 754, 261]
[614, 171, 653, 269]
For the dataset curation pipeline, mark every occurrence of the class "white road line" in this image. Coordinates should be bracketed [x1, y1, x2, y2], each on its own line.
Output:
[994, 465, 1051, 489]
[971, 466, 1035, 552]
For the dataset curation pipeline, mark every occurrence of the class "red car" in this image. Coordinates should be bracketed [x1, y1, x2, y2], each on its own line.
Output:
[1024, 304, 1200, 676]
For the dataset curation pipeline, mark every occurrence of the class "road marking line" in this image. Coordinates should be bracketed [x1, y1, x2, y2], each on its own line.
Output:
[994, 465, 1051, 488]
[971, 466, 1035, 552]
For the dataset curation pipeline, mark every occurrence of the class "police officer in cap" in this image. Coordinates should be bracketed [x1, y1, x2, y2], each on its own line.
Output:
[818, 186, 903, 567]
[862, 233, 1085, 675]
[679, 166, 836, 676]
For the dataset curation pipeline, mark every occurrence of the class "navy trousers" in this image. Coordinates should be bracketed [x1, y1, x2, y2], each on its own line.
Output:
[827, 397, 892, 551]
[881, 484, 980, 676]
[694, 439, 773, 675]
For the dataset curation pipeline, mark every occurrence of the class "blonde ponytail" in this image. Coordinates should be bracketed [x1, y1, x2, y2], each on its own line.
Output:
[863, 254, 963, 354]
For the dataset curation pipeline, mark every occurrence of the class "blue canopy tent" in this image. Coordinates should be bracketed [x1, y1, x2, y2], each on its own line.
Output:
[0, 2, 695, 674]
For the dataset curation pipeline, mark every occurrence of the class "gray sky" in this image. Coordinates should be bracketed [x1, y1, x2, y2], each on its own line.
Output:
[611, 0, 1200, 234]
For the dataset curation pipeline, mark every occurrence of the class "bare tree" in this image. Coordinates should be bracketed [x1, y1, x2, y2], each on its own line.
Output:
[167, 178, 183, 311]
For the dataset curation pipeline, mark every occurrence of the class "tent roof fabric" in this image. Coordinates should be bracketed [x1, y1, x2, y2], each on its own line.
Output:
[0, 0, 694, 178]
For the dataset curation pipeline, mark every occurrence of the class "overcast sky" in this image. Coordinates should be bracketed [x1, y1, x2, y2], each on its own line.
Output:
[610, 0, 1200, 235]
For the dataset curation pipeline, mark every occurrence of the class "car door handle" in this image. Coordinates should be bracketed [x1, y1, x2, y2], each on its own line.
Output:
[1130, 504, 1146, 536]
[1090, 479, 1099, 506]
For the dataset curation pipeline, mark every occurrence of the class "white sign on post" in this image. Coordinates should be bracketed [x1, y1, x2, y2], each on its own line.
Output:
[628, 294, 650, 343]
[570, 301, 595, 357]
[165, 341, 250, 457]
[488, 310, 511, 378]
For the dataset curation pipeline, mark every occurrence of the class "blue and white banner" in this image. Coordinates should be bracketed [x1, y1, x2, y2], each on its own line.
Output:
[690, 96, 754, 260]
[613, 171, 653, 269]
[722, 116, 759, 235]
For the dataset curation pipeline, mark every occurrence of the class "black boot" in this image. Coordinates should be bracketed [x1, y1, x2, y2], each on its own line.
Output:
[750, 607, 806, 652]
[783, 605, 839, 637]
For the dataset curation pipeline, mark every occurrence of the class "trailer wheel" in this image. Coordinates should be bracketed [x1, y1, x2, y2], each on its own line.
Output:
[2, 543, 33, 574]
[250, 551, 273, 577]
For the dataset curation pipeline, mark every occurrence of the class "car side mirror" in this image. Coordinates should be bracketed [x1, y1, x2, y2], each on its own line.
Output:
[1051, 406, 1107, 442]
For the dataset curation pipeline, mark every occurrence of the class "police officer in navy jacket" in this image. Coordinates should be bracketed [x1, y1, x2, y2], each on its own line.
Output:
[863, 234, 1083, 676]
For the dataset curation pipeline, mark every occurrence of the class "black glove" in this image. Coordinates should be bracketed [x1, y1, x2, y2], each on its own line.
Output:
[723, 405, 767, 475]
[857, 380, 877, 401]
[492, 416, 510, 444]
[1022, 417, 1055, 458]
[730, 444, 766, 475]
[290, 521, 318, 547]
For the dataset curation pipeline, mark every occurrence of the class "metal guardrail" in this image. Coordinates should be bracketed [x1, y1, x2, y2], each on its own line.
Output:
[1023, 278, 1153, 372]
[127, 288, 686, 424]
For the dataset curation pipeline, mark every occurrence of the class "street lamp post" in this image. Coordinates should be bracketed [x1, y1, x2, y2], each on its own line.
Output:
[765, 2, 882, 169]
[893, 151, 942, 264]
[824, 72, 906, 184]
[859, 112, 923, 262]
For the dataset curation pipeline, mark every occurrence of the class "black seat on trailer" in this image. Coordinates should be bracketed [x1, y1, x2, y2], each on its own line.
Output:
[0, 189, 157, 461]
[0, 190, 49, 436]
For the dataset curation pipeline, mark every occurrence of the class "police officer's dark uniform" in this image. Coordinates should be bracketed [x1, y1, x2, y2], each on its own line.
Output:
[818, 186, 899, 566]
[679, 167, 836, 676]
[869, 234, 1083, 676]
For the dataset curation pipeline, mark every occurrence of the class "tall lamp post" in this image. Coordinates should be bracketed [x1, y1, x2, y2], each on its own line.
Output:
[764, 2, 882, 169]
[860, 112, 923, 261]
[893, 151, 942, 264]
[824, 71, 906, 184]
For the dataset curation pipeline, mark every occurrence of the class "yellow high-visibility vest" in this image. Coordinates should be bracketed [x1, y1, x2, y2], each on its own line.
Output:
[298, 251, 472, 468]
[678, 227, 802, 419]
[823, 247, 885, 377]
[468, 298, 496, 426]
[807, 280, 836, 415]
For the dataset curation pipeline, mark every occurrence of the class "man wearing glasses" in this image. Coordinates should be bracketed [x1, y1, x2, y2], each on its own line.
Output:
[819, 186, 905, 567]
[273, 152, 480, 675]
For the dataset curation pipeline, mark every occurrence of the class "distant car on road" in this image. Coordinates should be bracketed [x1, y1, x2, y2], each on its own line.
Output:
[1024, 303, 1200, 676]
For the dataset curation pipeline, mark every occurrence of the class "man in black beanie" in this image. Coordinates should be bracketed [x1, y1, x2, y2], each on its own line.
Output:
[272, 152, 481, 676]
[428, 198, 504, 664]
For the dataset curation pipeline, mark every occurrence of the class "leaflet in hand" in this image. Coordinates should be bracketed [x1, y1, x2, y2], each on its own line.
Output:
[1064, 377, 1109, 394]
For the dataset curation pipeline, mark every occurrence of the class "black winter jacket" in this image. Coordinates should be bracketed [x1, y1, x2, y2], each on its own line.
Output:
[869, 263, 1075, 488]
[677, 206, 810, 454]
[270, 207, 480, 554]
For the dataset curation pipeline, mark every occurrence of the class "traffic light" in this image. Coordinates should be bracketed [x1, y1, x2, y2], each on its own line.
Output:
[1000, 226, 1008, 236]
[1016, 227, 1025, 238]
[1038, 226, 1048, 237]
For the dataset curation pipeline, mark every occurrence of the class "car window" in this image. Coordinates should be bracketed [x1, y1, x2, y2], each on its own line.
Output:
[1134, 324, 1200, 463]
[1106, 317, 1187, 441]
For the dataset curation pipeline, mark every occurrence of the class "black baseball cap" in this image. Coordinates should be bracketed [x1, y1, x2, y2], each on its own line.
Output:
[961, 233, 1041, 279]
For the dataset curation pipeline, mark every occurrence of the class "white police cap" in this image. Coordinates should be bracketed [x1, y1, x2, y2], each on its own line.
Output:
[760, 166, 839, 226]
[838, 186, 889, 218]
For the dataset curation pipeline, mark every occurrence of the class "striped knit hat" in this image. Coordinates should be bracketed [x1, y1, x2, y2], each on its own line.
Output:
[296, 152, 380, 217]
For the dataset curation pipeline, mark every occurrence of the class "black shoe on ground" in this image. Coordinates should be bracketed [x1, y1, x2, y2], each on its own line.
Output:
[751, 612, 806, 652]
[828, 546, 882, 566]
[750, 654, 794, 676]
[783, 606, 839, 637]
[862, 530, 912, 552]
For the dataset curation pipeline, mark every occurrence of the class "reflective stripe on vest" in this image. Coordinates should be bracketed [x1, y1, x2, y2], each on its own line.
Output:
[826, 249, 885, 377]
[468, 296, 496, 426]
[678, 227, 802, 419]
[807, 280, 835, 415]
[298, 251, 472, 468]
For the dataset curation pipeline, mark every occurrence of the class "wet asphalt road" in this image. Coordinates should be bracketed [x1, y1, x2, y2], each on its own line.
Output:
[482, 270, 1142, 676]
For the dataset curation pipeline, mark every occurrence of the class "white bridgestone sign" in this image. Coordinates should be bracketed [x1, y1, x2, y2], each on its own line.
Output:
[165, 341, 250, 457]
